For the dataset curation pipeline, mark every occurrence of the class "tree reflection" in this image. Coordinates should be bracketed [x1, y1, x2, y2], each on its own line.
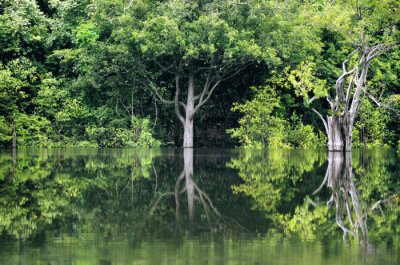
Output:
[313, 152, 368, 242]
[0, 149, 158, 239]
[147, 148, 242, 233]
[228, 149, 326, 221]
[0, 148, 249, 241]
[229, 149, 400, 245]
[1, 148, 398, 246]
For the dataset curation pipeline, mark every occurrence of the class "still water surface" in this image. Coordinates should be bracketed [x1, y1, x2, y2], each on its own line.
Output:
[0, 148, 399, 264]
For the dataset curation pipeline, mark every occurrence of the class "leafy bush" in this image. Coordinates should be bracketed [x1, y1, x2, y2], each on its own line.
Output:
[228, 86, 325, 149]
[354, 99, 392, 148]
[15, 114, 53, 147]
[85, 116, 160, 148]
[0, 116, 12, 145]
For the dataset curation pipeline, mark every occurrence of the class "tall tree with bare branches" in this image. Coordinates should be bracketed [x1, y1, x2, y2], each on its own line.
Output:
[289, 0, 399, 151]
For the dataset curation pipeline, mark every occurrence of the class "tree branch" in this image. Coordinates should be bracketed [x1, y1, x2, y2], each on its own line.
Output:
[335, 66, 357, 106]
[220, 61, 252, 82]
[370, 193, 399, 211]
[309, 96, 319, 104]
[191, 62, 252, 118]
[191, 79, 221, 117]
[195, 68, 213, 106]
[342, 47, 360, 73]
[142, 76, 175, 105]
[312, 108, 329, 135]
[312, 169, 329, 195]
[344, 68, 357, 110]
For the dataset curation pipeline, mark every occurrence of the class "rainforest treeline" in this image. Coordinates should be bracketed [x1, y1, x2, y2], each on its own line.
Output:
[0, 0, 399, 149]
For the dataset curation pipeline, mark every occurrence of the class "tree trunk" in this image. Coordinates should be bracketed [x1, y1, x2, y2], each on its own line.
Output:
[327, 115, 352, 152]
[183, 119, 194, 148]
[183, 73, 195, 148]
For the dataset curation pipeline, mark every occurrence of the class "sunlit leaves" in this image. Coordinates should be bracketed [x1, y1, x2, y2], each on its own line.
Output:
[287, 62, 328, 107]
[228, 76, 326, 148]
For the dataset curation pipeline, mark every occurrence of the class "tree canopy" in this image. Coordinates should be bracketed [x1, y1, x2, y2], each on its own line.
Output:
[0, 0, 398, 148]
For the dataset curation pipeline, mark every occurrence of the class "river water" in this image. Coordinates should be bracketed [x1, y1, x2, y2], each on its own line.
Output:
[0, 148, 398, 264]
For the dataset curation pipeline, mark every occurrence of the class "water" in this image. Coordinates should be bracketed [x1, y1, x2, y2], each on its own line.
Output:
[0, 148, 399, 265]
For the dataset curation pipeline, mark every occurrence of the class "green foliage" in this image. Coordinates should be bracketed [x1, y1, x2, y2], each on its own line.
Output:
[0, 0, 398, 148]
[86, 116, 160, 148]
[283, 197, 333, 241]
[0, 57, 38, 115]
[354, 99, 392, 147]
[0, 116, 12, 143]
[228, 85, 288, 148]
[74, 22, 99, 47]
[132, 0, 267, 66]
[228, 81, 326, 149]
[287, 62, 327, 107]
[14, 113, 52, 147]
[286, 115, 327, 148]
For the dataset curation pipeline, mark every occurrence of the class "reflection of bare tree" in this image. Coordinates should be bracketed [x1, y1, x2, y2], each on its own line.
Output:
[148, 148, 243, 232]
[313, 152, 368, 242]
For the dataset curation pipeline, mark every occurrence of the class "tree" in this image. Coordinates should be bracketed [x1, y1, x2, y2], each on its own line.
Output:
[0, 0, 52, 147]
[130, 0, 275, 147]
[289, 0, 399, 151]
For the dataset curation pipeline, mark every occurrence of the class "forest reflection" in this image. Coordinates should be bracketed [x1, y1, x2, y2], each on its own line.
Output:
[0, 149, 252, 241]
[0, 148, 399, 247]
[230, 149, 399, 245]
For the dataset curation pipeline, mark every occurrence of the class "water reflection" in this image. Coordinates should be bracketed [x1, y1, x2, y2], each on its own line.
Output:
[0, 148, 399, 264]
[0, 148, 255, 241]
[231, 149, 399, 245]
[147, 148, 243, 233]
[313, 152, 368, 242]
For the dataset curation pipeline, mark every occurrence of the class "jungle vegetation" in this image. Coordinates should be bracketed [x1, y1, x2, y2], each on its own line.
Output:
[0, 0, 399, 149]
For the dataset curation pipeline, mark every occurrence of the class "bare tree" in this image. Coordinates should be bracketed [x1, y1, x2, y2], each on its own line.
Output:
[311, 44, 394, 151]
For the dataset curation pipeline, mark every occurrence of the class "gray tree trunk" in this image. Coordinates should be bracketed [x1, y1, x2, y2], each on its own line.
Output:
[183, 74, 195, 148]
[327, 116, 344, 152]
[327, 115, 352, 152]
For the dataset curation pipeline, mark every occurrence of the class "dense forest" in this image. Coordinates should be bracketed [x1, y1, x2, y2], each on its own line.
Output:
[0, 0, 399, 149]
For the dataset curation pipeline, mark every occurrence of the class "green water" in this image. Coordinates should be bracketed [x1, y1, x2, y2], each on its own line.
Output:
[0, 148, 399, 265]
